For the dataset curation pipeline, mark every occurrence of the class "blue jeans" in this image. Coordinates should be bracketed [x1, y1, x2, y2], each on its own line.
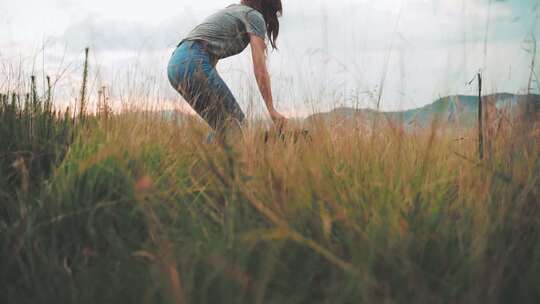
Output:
[167, 40, 245, 131]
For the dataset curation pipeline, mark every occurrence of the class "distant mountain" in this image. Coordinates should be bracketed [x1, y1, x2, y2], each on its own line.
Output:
[306, 93, 540, 127]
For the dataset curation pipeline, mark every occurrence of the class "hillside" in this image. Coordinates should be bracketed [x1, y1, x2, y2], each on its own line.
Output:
[307, 93, 540, 126]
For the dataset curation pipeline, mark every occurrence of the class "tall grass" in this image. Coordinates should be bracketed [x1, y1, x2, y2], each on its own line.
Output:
[0, 76, 74, 214]
[1, 91, 539, 303]
[1, 56, 540, 304]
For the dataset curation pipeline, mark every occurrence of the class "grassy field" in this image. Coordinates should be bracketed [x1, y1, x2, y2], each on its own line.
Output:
[1, 77, 539, 304]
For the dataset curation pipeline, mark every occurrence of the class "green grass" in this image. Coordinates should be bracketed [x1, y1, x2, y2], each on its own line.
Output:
[0, 83, 74, 223]
[1, 82, 539, 303]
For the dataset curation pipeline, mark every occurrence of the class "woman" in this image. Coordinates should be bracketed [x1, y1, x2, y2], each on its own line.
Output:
[167, 0, 286, 140]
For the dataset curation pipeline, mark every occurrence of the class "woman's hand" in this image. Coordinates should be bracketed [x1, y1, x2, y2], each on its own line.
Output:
[269, 109, 287, 126]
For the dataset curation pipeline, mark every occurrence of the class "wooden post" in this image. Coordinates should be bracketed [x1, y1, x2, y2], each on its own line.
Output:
[526, 35, 538, 122]
[478, 73, 484, 160]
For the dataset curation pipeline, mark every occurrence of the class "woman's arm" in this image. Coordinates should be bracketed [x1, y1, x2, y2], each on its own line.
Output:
[249, 34, 286, 125]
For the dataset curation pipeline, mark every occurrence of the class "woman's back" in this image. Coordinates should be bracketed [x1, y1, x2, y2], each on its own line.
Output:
[181, 4, 266, 60]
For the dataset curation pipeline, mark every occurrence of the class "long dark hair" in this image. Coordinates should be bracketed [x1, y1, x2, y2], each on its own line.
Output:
[241, 0, 282, 50]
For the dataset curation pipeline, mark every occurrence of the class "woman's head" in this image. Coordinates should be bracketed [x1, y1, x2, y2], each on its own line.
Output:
[241, 0, 282, 50]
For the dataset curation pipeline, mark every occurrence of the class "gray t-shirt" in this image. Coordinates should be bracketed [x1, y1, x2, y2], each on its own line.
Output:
[181, 4, 267, 60]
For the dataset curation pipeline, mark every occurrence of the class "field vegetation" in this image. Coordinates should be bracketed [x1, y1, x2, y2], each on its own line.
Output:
[1, 66, 539, 304]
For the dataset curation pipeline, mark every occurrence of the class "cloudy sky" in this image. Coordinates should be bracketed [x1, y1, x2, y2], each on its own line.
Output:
[0, 0, 539, 117]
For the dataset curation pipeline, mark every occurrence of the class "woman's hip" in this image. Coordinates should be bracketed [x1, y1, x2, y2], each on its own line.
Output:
[167, 40, 244, 129]
[168, 40, 212, 71]
[167, 40, 212, 85]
